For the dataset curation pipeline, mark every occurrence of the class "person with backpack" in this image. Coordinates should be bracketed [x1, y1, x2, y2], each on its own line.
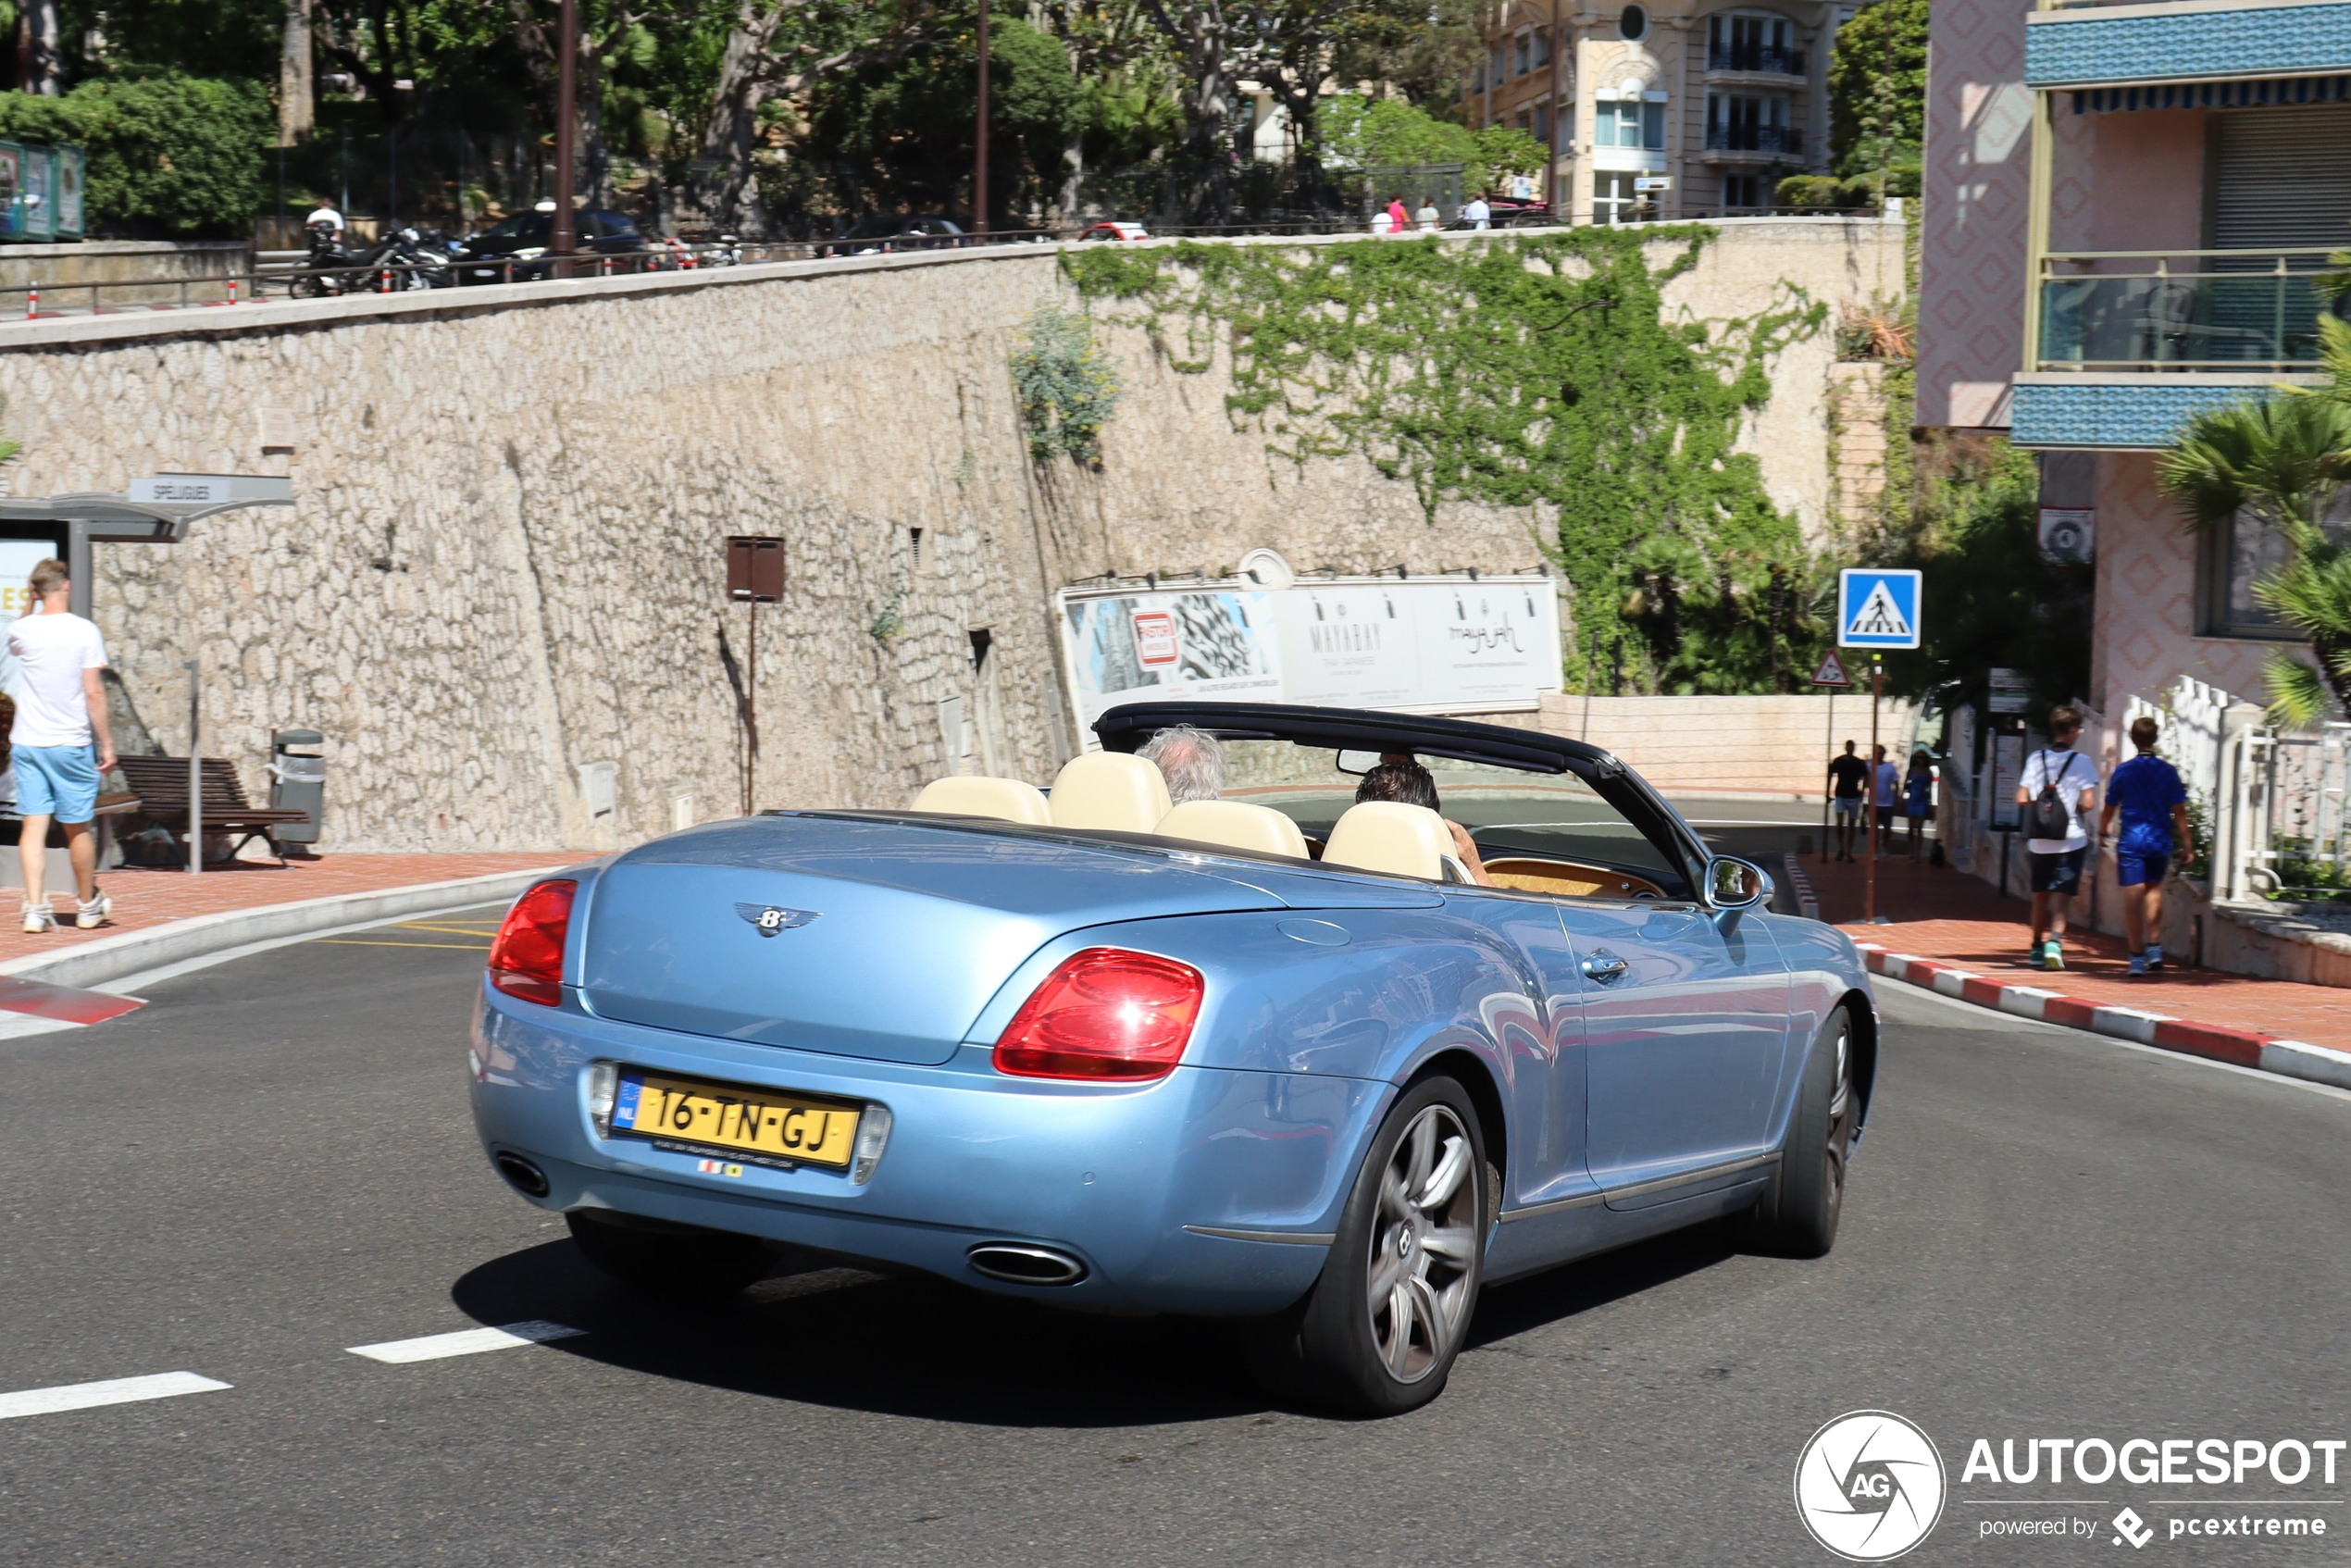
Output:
[2014, 705, 2099, 971]
[2100, 714, 2193, 977]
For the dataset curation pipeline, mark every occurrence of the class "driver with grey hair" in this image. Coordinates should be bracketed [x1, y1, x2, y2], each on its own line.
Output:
[1138, 724, 1226, 804]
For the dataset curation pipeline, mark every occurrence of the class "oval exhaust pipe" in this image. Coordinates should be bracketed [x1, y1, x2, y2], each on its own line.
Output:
[494, 1152, 552, 1198]
[967, 1242, 1088, 1287]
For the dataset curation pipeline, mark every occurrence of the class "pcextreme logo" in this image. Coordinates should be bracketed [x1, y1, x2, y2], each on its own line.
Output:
[1795, 1410, 1950, 1562]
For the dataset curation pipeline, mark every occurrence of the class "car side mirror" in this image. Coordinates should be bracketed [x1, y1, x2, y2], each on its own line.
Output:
[1702, 854, 1771, 920]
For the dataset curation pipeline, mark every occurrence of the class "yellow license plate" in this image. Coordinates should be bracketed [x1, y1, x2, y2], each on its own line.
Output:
[612, 1069, 859, 1168]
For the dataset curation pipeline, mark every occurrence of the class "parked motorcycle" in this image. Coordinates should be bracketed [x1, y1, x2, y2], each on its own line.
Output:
[292, 223, 455, 296]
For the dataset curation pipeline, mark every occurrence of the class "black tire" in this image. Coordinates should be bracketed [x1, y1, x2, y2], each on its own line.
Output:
[1735, 1004, 1856, 1258]
[566, 1209, 783, 1298]
[1245, 1076, 1487, 1416]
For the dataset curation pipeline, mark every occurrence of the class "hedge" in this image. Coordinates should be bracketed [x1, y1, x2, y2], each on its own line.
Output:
[0, 75, 270, 236]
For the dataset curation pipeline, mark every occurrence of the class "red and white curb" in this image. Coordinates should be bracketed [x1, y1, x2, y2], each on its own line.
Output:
[1853, 943, 2351, 1092]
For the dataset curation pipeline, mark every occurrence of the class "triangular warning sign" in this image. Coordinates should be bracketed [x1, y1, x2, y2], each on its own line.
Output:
[1810, 650, 1852, 687]
[1849, 579, 1913, 640]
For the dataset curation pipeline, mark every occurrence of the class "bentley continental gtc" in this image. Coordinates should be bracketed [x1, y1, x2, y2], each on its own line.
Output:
[470, 702, 1875, 1414]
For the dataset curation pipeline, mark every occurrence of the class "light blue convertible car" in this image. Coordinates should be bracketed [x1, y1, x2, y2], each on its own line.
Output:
[471, 702, 1875, 1414]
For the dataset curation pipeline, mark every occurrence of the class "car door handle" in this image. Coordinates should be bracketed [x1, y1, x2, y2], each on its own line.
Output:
[1581, 949, 1629, 984]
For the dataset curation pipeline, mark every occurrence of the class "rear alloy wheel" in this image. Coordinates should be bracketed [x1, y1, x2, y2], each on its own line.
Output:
[1735, 1005, 1854, 1259]
[1247, 1076, 1486, 1415]
[566, 1210, 783, 1298]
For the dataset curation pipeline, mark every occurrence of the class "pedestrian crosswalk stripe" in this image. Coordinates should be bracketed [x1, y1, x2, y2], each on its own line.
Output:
[346, 1321, 583, 1363]
[0, 1371, 231, 1420]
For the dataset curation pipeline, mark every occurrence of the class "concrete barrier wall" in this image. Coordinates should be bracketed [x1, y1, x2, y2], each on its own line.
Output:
[1536, 692, 1924, 800]
[0, 220, 1901, 852]
[0, 241, 251, 301]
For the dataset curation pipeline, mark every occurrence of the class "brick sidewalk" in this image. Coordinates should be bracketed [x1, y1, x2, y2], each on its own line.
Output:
[0, 852, 578, 966]
[1805, 845, 2351, 1052]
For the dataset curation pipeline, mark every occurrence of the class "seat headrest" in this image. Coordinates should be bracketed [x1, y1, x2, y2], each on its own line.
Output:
[1322, 801, 1452, 880]
[1049, 751, 1173, 833]
[911, 776, 1051, 826]
[1155, 799, 1311, 860]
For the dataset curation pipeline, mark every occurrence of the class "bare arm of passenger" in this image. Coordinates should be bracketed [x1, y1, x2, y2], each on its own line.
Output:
[1445, 819, 1494, 887]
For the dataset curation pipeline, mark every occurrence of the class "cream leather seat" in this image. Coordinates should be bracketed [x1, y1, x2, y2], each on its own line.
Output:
[1048, 752, 1173, 833]
[1322, 801, 1456, 880]
[910, 776, 1051, 826]
[1156, 799, 1311, 859]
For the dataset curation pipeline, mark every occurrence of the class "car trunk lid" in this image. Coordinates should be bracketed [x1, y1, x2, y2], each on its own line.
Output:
[578, 815, 1289, 1064]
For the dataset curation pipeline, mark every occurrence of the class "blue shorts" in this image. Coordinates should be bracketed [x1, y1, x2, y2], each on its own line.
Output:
[2118, 851, 2170, 888]
[14, 742, 98, 823]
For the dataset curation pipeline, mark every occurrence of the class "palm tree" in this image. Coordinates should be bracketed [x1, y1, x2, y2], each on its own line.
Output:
[2158, 388, 2351, 726]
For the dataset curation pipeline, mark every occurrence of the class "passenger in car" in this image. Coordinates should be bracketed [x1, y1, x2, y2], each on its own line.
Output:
[1138, 724, 1227, 804]
[1355, 760, 1495, 886]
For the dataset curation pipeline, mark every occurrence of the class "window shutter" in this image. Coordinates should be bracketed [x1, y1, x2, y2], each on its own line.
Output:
[2212, 106, 2351, 250]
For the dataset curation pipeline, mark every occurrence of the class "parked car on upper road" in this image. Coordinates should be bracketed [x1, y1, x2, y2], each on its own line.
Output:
[454, 205, 644, 284]
[1078, 220, 1151, 242]
[820, 215, 966, 255]
[469, 701, 1875, 1415]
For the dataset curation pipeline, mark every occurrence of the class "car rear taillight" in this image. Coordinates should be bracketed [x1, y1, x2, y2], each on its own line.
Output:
[488, 879, 578, 1007]
[992, 948, 1204, 1081]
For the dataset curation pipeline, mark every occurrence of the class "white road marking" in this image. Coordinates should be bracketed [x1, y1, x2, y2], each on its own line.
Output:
[0, 1371, 230, 1420]
[346, 1320, 583, 1363]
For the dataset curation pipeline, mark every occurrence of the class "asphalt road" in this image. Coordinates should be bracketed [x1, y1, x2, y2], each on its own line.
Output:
[6, 910, 2351, 1566]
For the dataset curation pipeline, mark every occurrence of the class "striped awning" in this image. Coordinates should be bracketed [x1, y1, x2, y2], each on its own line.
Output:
[2072, 75, 2351, 113]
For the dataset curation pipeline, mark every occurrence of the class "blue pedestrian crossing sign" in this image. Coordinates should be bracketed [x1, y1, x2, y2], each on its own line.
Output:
[1837, 568, 1922, 650]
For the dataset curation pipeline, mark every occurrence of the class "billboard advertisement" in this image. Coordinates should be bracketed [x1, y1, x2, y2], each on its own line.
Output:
[1057, 574, 1561, 737]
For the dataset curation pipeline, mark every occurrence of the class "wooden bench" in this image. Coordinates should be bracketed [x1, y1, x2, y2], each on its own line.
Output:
[115, 755, 312, 865]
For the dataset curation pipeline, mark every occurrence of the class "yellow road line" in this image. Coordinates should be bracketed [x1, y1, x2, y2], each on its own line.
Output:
[313, 939, 493, 951]
[392, 922, 503, 936]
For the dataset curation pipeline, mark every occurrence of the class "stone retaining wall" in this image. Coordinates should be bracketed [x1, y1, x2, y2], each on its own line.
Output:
[0, 219, 1901, 852]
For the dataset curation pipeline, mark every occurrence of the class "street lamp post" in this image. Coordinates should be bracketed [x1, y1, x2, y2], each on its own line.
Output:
[973, 1, 989, 238]
[551, 0, 578, 273]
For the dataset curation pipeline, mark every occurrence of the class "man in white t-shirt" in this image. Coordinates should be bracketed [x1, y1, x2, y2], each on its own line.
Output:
[304, 202, 345, 240]
[1463, 193, 1492, 230]
[2013, 704, 2100, 972]
[8, 559, 117, 933]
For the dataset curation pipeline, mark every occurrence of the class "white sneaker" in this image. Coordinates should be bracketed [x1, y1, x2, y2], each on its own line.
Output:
[75, 891, 111, 930]
[21, 902, 54, 934]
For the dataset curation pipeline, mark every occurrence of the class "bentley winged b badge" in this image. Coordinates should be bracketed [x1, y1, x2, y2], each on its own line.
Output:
[735, 903, 821, 937]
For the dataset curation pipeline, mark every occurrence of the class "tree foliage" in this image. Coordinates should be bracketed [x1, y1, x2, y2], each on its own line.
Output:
[1321, 95, 1545, 196]
[1877, 434, 2093, 718]
[1065, 229, 1832, 694]
[0, 75, 270, 234]
[1826, 0, 1925, 182]
[2158, 366, 2351, 725]
[801, 11, 1077, 218]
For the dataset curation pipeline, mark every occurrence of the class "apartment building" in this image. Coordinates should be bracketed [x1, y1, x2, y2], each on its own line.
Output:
[1919, 0, 2351, 722]
[1469, 0, 1846, 220]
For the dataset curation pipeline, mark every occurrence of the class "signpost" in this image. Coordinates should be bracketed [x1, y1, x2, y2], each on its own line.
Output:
[1839, 569, 1922, 923]
[1811, 650, 1851, 864]
[726, 537, 785, 815]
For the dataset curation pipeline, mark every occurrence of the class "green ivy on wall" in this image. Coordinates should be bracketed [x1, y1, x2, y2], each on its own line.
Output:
[1063, 229, 1831, 694]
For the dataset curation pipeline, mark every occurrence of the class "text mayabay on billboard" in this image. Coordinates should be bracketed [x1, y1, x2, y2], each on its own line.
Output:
[1057, 575, 1562, 734]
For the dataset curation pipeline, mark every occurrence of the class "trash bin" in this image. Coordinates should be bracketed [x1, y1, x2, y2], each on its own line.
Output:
[268, 728, 325, 855]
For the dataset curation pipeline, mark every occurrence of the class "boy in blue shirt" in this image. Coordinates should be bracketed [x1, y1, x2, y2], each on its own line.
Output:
[2100, 715, 2193, 977]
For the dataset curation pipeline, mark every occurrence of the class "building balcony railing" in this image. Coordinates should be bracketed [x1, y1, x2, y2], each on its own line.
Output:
[1707, 44, 1808, 74]
[1703, 124, 1803, 154]
[2036, 250, 2348, 373]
